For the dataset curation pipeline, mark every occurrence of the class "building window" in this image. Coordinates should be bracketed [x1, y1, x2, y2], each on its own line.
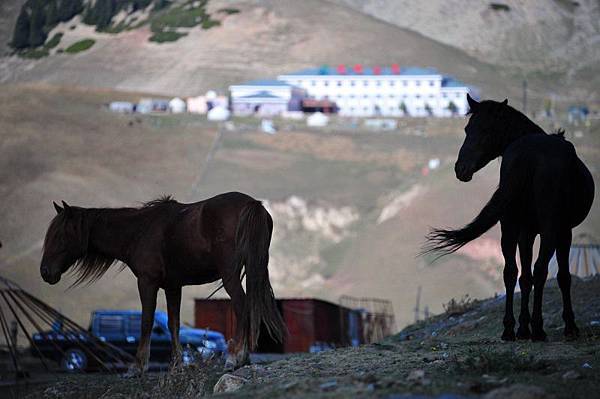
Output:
[364, 94, 368, 98]
[324, 81, 329, 86]
[442, 93, 447, 98]
[455, 93, 461, 98]
[429, 81, 435, 86]
[311, 81, 316, 86]
[416, 81, 421, 86]
[403, 81, 408, 86]
[390, 81, 395, 86]
[337, 81, 342, 86]
[416, 94, 421, 99]
[351, 81, 356, 86]
[363, 81, 369, 86]
[376, 80, 381, 86]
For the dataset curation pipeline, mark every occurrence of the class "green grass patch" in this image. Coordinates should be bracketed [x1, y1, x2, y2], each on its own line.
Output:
[19, 48, 49, 59]
[65, 39, 95, 54]
[148, 0, 221, 42]
[44, 33, 63, 49]
[201, 19, 221, 29]
[149, 31, 187, 43]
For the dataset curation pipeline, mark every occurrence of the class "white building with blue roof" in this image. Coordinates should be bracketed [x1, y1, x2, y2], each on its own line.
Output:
[229, 79, 307, 116]
[278, 65, 471, 117]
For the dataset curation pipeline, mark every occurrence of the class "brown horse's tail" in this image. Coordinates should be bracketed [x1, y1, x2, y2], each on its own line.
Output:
[234, 200, 286, 350]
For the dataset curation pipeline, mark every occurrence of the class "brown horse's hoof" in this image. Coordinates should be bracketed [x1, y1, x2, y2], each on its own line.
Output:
[501, 329, 516, 341]
[121, 366, 144, 379]
[516, 326, 531, 340]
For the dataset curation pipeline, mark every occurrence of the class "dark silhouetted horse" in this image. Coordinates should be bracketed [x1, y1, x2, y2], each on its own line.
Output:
[425, 94, 594, 342]
[40, 192, 285, 374]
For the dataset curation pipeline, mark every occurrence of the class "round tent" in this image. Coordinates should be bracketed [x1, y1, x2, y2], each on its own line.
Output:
[169, 97, 187, 114]
[548, 234, 600, 278]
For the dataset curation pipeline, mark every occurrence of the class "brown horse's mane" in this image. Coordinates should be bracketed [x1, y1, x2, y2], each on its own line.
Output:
[46, 195, 177, 287]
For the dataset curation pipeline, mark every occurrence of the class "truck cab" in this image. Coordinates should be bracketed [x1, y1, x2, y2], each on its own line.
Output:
[33, 309, 227, 372]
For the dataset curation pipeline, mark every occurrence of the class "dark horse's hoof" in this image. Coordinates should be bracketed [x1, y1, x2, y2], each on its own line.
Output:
[501, 329, 516, 341]
[516, 326, 531, 340]
[564, 325, 580, 340]
[531, 330, 547, 342]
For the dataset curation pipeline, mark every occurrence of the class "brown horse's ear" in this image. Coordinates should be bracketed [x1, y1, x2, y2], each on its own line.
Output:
[61, 201, 71, 210]
[467, 93, 479, 112]
[53, 201, 63, 214]
[502, 98, 508, 105]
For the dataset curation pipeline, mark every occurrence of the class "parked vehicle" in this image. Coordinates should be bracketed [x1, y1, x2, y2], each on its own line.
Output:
[32, 310, 227, 372]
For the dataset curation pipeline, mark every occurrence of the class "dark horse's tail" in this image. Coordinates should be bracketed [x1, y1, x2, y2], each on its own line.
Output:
[423, 183, 515, 257]
[234, 200, 286, 349]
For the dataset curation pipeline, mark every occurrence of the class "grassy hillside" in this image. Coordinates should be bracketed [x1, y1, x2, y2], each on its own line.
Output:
[1, 84, 598, 330]
[0, 0, 581, 107]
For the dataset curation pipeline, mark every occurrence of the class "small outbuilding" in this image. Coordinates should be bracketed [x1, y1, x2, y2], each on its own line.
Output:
[307, 112, 329, 127]
[169, 97, 187, 114]
[207, 106, 231, 121]
[109, 101, 135, 114]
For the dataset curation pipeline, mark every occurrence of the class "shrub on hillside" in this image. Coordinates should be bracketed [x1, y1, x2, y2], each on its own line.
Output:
[149, 31, 187, 43]
[65, 38, 95, 53]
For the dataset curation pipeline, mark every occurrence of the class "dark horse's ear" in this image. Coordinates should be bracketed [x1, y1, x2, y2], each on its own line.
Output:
[53, 201, 63, 214]
[61, 200, 71, 210]
[467, 93, 479, 112]
[501, 98, 508, 105]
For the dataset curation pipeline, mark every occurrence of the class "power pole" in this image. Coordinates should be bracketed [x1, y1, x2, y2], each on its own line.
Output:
[414, 286, 422, 323]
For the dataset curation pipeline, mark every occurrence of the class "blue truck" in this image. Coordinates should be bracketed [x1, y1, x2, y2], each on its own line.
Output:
[32, 310, 227, 372]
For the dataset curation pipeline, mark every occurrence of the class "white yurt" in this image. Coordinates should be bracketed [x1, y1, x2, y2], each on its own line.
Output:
[169, 97, 187, 114]
[307, 112, 329, 127]
[207, 106, 231, 121]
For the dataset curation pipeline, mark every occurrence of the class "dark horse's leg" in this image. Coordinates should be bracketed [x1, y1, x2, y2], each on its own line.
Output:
[125, 278, 158, 377]
[531, 233, 556, 341]
[165, 286, 183, 368]
[556, 230, 579, 339]
[516, 230, 535, 339]
[500, 221, 519, 341]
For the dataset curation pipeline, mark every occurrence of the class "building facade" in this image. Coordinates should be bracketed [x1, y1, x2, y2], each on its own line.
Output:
[278, 65, 471, 117]
[229, 79, 307, 116]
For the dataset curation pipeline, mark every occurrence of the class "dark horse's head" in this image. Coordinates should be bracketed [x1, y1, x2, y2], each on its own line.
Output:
[40, 201, 89, 285]
[455, 94, 509, 182]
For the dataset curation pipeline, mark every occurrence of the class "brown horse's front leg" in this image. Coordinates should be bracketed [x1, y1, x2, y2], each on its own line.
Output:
[165, 286, 183, 369]
[124, 278, 158, 377]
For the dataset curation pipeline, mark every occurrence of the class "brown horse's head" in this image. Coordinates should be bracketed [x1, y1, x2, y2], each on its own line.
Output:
[455, 94, 509, 182]
[40, 201, 88, 285]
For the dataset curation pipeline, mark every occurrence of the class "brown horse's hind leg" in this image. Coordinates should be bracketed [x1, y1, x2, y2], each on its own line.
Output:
[500, 222, 519, 341]
[556, 230, 579, 339]
[222, 272, 250, 371]
[166, 286, 183, 369]
[516, 230, 535, 340]
[531, 234, 556, 342]
[124, 278, 158, 377]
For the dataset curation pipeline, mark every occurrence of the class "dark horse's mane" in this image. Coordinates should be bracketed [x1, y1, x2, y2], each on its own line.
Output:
[45, 195, 177, 287]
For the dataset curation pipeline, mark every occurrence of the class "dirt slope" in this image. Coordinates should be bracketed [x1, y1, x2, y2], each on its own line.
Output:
[13, 275, 600, 398]
[332, 0, 600, 81]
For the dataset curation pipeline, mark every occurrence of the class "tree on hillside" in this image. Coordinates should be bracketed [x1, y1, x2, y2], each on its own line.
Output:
[45, 0, 59, 29]
[12, 8, 31, 49]
[84, 0, 115, 30]
[58, 0, 84, 23]
[29, 2, 47, 47]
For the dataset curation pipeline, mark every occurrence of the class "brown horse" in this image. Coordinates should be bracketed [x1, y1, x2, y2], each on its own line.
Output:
[40, 192, 286, 374]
